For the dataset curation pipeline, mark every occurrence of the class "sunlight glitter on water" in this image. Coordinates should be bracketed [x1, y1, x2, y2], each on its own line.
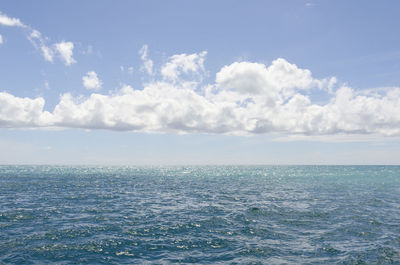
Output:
[0, 165, 399, 264]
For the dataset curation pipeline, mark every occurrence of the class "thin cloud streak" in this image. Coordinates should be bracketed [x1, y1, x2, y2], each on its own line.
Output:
[1, 12, 76, 65]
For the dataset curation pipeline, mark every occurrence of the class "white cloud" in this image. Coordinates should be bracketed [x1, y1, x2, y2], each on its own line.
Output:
[28, 37, 76, 65]
[1, 12, 75, 65]
[1, 55, 400, 138]
[54, 41, 75, 66]
[0, 13, 25, 27]
[41, 46, 54, 62]
[0, 34, 3, 44]
[139, 44, 153, 75]
[216, 59, 323, 98]
[161, 51, 207, 82]
[82, 71, 102, 90]
[27, 30, 53, 62]
[0, 92, 51, 127]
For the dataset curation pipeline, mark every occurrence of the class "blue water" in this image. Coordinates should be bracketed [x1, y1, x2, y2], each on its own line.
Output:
[0, 166, 399, 264]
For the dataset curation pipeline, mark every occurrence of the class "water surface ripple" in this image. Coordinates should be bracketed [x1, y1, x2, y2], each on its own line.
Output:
[0, 166, 399, 264]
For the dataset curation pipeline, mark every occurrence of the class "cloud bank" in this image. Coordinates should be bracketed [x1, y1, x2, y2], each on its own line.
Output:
[1, 51, 400, 136]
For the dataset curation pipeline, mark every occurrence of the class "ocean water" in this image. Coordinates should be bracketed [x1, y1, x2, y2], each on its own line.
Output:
[0, 166, 399, 264]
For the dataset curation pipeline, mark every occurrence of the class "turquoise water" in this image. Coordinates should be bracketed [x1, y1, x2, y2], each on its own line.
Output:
[0, 166, 399, 264]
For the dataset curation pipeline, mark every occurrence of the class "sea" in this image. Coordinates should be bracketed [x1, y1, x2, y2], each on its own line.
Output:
[0, 165, 399, 264]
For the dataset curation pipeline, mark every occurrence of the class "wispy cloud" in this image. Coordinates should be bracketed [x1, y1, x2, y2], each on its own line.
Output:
[120, 66, 134, 75]
[139, 44, 153, 75]
[0, 12, 25, 27]
[1, 12, 75, 65]
[28, 30, 54, 62]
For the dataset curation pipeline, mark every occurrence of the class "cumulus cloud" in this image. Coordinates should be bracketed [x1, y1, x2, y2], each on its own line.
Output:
[0, 92, 51, 128]
[161, 51, 207, 82]
[82, 71, 102, 90]
[54, 41, 75, 66]
[216, 59, 333, 99]
[139, 44, 153, 75]
[0, 13, 25, 27]
[0, 34, 3, 44]
[1, 54, 400, 137]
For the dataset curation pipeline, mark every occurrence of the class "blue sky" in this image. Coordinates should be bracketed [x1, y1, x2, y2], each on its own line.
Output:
[1, 1, 400, 164]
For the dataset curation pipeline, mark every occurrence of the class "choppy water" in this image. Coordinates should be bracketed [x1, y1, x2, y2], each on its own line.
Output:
[0, 166, 399, 264]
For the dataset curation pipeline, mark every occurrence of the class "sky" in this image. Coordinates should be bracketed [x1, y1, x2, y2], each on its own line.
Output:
[1, 0, 400, 165]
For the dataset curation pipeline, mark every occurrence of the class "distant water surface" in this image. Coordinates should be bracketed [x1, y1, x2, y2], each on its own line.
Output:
[0, 165, 399, 264]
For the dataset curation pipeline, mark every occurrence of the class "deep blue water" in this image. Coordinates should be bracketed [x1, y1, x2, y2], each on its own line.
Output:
[0, 165, 399, 264]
